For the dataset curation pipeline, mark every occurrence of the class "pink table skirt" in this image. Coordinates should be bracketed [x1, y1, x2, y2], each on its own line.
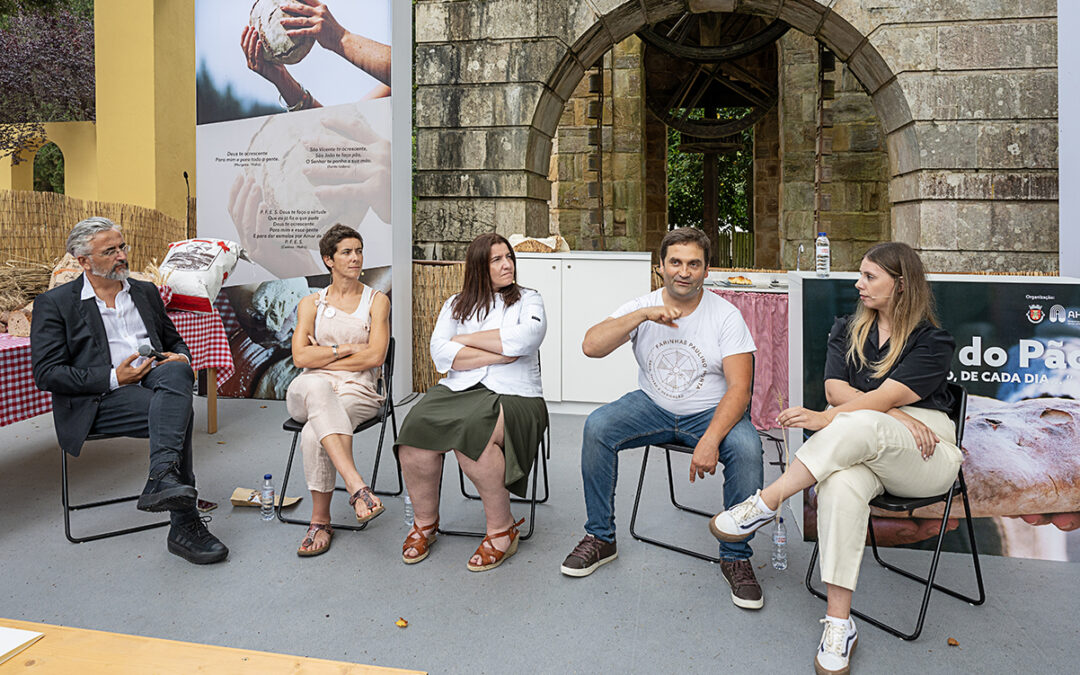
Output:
[710, 289, 788, 430]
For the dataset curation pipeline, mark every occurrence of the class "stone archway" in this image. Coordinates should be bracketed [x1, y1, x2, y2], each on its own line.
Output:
[415, 0, 1059, 272]
[524, 0, 918, 265]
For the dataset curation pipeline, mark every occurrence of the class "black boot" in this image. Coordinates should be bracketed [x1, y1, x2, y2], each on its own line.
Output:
[167, 511, 229, 564]
[137, 462, 196, 513]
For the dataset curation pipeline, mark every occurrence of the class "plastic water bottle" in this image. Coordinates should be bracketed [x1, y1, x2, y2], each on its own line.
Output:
[260, 474, 275, 521]
[815, 232, 831, 277]
[772, 517, 788, 570]
[403, 493, 414, 526]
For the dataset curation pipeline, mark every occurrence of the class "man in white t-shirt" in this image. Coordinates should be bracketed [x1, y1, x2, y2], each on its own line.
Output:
[559, 227, 765, 610]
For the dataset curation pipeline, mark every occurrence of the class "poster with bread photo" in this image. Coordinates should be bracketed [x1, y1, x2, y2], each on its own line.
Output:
[195, 0, 392, 288]
[800, 276, 1080, 562]
[212, 267, 391, 401]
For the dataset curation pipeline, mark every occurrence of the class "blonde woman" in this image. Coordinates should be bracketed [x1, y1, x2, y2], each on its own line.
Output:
[710, 242, 961, 675]
[286, 224, 390, 556]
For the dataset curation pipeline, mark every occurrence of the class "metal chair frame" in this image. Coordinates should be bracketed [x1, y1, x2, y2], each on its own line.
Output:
[804, 383, 986, 640]
[61, 433, 171, 543]
[436, 426, 549, 542]
[628, 431, 785, 562]
[276, 337, 403, 531]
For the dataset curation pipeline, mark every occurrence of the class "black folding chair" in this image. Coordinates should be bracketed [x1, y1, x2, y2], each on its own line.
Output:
[60, 433, 172, 543]
[629, 356, 781, 561]
[627, 431, 782, 562]
[437, 424, 549, 542]
[276, 337, 402, 531]
[804, 383, 986, 640]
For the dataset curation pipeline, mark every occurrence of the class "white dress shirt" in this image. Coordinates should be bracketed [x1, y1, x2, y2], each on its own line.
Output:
[80, 274, 152, 390]
[430, 288, 546, 397]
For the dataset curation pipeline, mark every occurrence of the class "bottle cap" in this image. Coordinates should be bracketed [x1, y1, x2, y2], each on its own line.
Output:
[778, 517, 784, 523]
[817, 232, 826, 236]
[264, 473, 272, 480]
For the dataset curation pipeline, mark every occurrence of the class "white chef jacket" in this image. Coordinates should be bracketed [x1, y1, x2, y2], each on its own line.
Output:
[429, 288, 546, 397]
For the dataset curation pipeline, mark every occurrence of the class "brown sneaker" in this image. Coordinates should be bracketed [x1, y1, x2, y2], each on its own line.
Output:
[720, 559, 763, 609]
[560, 534, 618, 577]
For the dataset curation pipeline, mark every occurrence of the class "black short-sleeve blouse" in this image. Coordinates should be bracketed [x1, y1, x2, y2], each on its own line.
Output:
[823, 315, 955, 413]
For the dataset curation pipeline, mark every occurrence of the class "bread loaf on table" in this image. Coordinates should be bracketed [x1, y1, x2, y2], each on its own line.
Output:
[872, 395, 1080, 519]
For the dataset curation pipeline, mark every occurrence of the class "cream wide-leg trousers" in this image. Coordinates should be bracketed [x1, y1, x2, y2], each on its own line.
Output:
[285, 372, 384, 493]
[796, 406, 963, 591]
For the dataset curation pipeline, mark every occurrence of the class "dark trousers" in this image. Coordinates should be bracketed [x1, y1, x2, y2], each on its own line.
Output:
[89, 361, 196, 520]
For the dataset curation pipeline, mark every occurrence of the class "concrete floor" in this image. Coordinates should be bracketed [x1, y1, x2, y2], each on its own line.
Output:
[1, 396, 1077, 674]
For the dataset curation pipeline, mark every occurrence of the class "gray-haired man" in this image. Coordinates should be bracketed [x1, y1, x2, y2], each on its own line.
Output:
[31, 217, 227, 564]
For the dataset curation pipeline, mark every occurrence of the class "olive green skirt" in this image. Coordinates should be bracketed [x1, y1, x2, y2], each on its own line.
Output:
[395, 384, 548, 498]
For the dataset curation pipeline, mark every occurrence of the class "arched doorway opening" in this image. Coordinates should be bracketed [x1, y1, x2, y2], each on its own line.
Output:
[529, 0, 916, 271]
[33, 142, 65, 194]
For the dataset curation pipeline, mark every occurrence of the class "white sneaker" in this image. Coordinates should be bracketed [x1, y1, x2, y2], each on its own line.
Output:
[815, 616, 858, 675]
[709, 490, 776, 542]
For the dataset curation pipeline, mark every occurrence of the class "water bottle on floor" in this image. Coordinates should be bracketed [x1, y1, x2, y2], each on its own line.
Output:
[260, 474, 275, 521]
[772, 517, 788, 570]
[815, 232, 831, 278]
[403, 492, 414, 526]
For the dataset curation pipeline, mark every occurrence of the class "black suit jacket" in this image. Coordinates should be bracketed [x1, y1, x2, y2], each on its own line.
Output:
[31, 275, 190, 456]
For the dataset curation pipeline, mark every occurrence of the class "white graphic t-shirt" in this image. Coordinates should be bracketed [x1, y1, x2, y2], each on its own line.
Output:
[612, 289, 756, 416]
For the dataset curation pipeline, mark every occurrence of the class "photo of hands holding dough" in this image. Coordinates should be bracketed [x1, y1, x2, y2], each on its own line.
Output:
[221, 102, 392, 280]
[197, 0, 391, 124]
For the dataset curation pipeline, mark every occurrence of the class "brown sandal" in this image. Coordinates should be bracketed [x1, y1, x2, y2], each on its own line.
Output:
[348, 486, 385, 524]
[297, 523, 333, 557]
[402, 518, 439, 564]
[467, 518, 525, 572]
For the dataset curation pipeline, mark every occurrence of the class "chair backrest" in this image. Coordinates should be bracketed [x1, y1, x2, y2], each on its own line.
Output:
[945, 382, 967, 446]
[377, 336, 396, 397]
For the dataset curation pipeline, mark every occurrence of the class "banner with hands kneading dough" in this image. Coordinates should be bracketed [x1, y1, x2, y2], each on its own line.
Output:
[799, 276, 1080, 562]
[195, 0, 393, 400]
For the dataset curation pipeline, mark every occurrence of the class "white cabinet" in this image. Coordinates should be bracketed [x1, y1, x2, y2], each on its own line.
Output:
[516, 251, 652, 412]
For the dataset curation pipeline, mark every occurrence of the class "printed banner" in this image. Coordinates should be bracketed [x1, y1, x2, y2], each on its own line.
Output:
[195, 0, 393, 398]
[799, 275, 1080, 562]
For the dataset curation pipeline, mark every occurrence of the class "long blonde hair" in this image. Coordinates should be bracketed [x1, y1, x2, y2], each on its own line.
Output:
[846, 242, 938, 379]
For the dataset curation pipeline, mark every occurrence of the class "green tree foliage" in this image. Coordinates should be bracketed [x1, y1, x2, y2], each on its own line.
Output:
[33, 141, 63, 193]
[0, 0, 94, 163]
[666, 122, 754, 234]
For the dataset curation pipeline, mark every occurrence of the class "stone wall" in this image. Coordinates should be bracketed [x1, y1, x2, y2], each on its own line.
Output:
[549, 37, 646, 251]
[414, 0, 1059, 272]
[830, 0, 1059, 272]
[777, 32, 889, 271]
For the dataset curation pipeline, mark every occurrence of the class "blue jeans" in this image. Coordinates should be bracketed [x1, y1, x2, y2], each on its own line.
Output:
[581, 390, 763, 560]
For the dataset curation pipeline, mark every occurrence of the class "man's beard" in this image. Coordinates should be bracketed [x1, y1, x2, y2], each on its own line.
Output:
[92, 259, 129, 281]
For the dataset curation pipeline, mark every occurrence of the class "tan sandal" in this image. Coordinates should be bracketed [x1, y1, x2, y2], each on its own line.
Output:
[297, 523, 332, 557]
[348, 486, 385, 524]
[402, 519, 439, 564]
[467, 518, 525, 572]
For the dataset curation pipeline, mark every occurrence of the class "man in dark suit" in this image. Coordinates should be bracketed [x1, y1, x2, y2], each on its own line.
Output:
[31, 217, 228, 564]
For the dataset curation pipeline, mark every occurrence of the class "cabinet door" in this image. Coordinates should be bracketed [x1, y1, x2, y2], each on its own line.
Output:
[516, 257, 562, 402]
[560, 259, 648, 403]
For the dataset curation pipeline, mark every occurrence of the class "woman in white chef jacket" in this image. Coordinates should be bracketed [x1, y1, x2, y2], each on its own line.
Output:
[395, 233, 547, 572]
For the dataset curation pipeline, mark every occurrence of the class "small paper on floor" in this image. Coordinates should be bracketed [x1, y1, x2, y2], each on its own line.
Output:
[229, 487, 302, 508]
[396, 618, 408, 628]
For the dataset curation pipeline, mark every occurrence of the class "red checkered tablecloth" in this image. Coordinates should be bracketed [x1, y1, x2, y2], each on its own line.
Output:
[0, 334, 53, 427]
[0, 303, 234, 428]
[167, 310, 235, 387]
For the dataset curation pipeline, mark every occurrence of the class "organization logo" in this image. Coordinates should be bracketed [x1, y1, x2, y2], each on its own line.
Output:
[1049, 304, 1067, 323]
[645, 339, 706, 400]
[1027, 304, 1045, 324]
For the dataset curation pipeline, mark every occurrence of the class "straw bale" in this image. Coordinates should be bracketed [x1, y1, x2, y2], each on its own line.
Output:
[0, 188, 186, 275]
[412, 261, 464, 392]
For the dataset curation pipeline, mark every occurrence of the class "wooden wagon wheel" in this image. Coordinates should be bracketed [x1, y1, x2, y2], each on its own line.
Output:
[644, 55, 779, 139]
[638, 12, 789, 63]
